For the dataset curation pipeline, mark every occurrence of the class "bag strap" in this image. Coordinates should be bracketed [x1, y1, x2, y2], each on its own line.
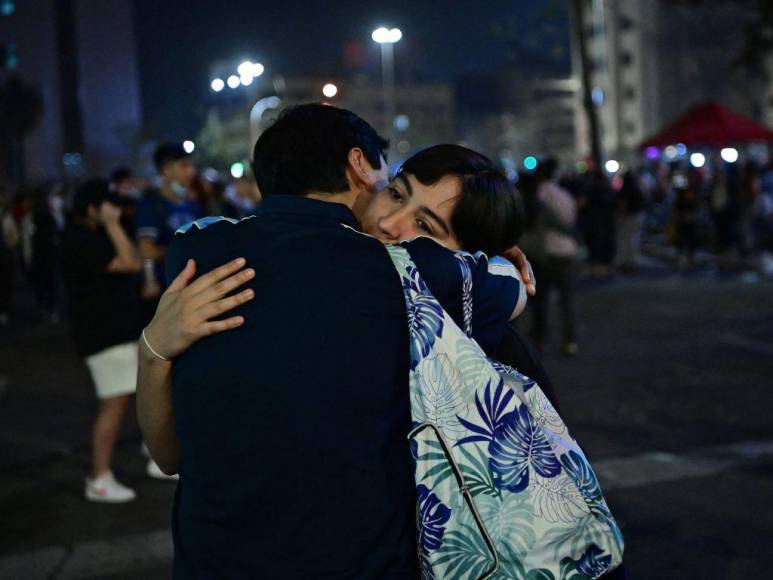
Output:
[408, 423, 500, 580]
[455, 254, 474, 338]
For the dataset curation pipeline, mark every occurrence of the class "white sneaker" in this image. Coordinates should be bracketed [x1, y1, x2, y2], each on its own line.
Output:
[85, 471, 136, 503]
[147, 459, 179, 481]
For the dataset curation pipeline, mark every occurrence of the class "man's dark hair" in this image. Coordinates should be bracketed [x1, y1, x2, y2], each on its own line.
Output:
[72, 179, 110, 218]
[253, 103, 388, 197]
[400, 144, 524, 257]
[153, 142, 189, 173]
[110, 166, 132, 184]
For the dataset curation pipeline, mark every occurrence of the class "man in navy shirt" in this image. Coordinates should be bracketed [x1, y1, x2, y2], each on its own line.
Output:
[146, 105, 418, 578]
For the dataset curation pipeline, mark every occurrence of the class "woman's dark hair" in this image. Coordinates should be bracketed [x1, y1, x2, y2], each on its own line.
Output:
[253, 103, 389, 197]
[72, 179, 109, 218]
[400, 144, 524, 256]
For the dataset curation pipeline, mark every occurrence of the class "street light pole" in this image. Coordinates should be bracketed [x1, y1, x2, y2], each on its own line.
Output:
[372, 27, 402, 142]
[381, 41, 395, 141]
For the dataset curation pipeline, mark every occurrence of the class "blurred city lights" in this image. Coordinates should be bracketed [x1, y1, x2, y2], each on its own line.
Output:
[210, 78, 225, 92]
[230, 162, 245, 179]
[591, 87, 605, 106]
[252, 63, 265, 77]
[397, 140, 411, 154]
[676, 143, 687, 156]
[0, 0, 15, 16]
[237, 61, 254, 77]
[523, 156, 538, 171]
[721, 147, 739, 163]
[605, 159, 620, 173]
[227, 75, 240, 89]
[690, 152, 706, 168]
[645, 146, 660, 160]
[240, 74, 254, 86]
[576, 161, 588, 173]
[322, 83, 338, 98]
[664, 145, 678, 159]
[394, 114, 410, 131]
[183, 140, 195, 154]
[372, 27, 403, 43]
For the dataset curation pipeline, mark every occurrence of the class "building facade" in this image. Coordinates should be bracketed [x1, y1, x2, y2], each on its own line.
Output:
[0, 0, 142, 182]
[575, 0, 772, 163]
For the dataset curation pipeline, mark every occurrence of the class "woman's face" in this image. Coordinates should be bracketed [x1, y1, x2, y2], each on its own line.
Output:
[359, 173, 462, 250]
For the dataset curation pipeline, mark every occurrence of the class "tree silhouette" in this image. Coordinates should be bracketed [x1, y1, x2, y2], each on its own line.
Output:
[0, 76, 44, 183]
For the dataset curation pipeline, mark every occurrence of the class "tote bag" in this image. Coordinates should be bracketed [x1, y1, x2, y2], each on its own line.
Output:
[387, 245, 624, 580]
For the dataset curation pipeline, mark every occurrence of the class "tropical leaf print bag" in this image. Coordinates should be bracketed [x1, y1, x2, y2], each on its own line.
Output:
[387, 245, 624, 580]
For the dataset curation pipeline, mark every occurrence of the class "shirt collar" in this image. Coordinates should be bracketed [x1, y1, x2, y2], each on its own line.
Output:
[256, 195, 360, 229]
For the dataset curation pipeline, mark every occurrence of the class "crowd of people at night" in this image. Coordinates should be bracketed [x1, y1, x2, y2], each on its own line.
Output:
[0, 137, 771, 506]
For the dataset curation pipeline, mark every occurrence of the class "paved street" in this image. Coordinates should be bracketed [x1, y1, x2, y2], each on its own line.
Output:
[1, 264, 772, 579]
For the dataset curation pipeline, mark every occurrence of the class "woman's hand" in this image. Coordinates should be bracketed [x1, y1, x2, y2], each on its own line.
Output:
[143, 257, 255, 360]
[502, 246, 536, 296]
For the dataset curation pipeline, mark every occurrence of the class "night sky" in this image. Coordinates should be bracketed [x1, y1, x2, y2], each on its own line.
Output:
[134, 0, 570, 140]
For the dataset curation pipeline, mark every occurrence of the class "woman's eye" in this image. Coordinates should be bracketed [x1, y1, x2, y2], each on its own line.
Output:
[388, 187, 403, 202]
[416, 219, 433, 234]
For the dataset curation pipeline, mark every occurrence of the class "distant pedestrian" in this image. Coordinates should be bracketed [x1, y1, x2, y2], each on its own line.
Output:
[136, 143, 203, 327]
[616, 170, 645, 273]
[28, 188, 61, 322]
[110, 166, 141, 237]
[530, 157, 580, 356]
[673, 178, 702, 267]
[62, 180, 144, 503]
[584, 169, 617, 275]
[0, 191, 19, 326]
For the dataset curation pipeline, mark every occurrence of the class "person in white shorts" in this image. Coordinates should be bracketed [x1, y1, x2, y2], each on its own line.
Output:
[62, 180, 172, 503]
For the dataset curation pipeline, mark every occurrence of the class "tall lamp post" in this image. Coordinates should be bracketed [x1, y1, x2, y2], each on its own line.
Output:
[372, 27, 402, 141]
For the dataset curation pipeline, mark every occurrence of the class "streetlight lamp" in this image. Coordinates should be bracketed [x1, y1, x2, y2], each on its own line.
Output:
[372, 26, 402, 140]
[237, 60, 264, 86]
[322, 83, 338, 98]
[210, 78, 225, 92]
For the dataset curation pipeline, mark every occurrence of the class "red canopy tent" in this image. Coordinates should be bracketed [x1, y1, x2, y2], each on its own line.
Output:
[640, 101, 773, 148]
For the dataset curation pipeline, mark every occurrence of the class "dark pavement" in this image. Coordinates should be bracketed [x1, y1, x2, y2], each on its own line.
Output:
[1, 263, 772, 579]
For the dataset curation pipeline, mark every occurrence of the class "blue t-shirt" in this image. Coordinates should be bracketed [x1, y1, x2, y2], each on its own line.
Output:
[136, 188, 203, 286]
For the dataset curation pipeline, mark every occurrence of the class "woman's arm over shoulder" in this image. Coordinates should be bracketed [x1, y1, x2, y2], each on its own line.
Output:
[402, 237, 523, 354]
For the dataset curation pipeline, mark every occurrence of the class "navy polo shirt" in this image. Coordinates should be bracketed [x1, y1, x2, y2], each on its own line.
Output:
[166, 196, 419, 579]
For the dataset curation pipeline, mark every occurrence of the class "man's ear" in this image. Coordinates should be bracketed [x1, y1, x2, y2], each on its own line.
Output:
[346, 147, 375, 190]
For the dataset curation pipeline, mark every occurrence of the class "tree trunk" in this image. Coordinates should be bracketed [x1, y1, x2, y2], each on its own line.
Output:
[572, 0, 603, 170]
[14, 135, 26, 184]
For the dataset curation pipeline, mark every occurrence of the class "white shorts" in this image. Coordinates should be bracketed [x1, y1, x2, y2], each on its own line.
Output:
[85, 342, 138, 400]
